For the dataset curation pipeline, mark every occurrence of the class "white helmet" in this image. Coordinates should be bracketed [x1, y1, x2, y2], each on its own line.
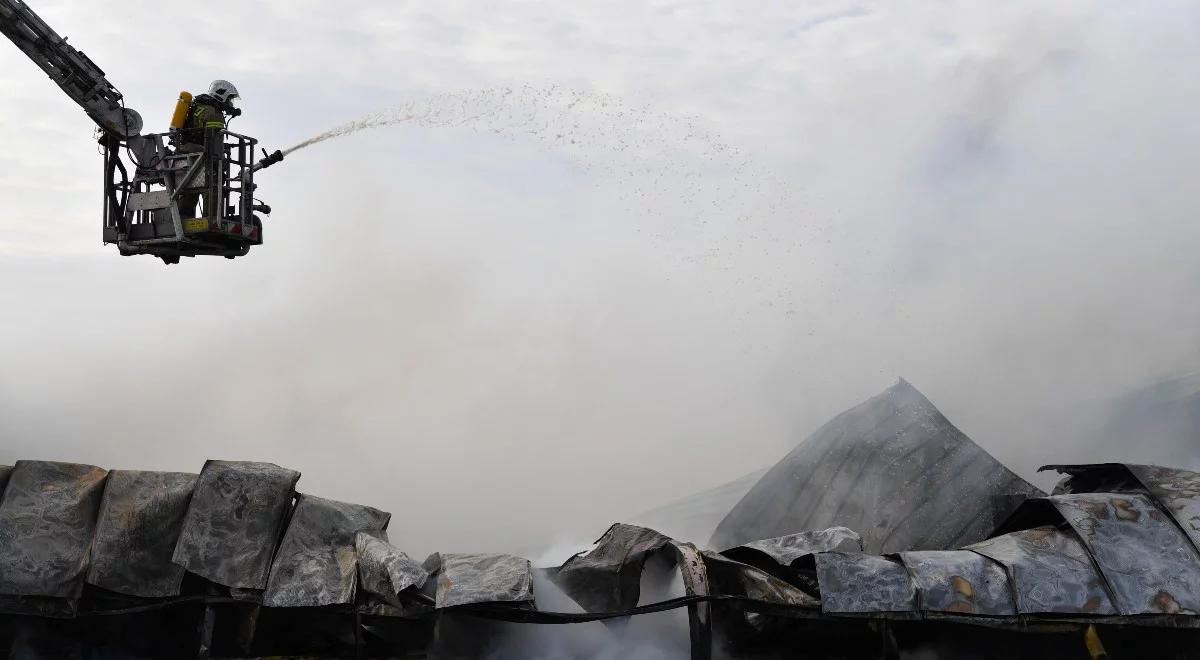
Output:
[208, 80, 239, 104]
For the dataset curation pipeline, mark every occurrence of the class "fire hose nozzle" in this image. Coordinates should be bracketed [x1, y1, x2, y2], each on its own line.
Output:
[253, 149, 284, 172]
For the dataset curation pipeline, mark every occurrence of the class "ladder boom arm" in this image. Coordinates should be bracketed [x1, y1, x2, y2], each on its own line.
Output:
[0, 0, 141, 137]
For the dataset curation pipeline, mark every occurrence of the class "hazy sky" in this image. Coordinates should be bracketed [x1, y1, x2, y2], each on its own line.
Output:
[2, 1, 1198, 557]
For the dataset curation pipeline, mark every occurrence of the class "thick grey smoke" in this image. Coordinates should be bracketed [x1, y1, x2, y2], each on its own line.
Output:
[1, 1, 1198, 561]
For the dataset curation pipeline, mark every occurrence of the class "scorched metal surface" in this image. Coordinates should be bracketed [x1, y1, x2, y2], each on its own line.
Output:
[171, 460, 300, 590]
[0, 461, 107, 604]
[86, 469, 198, 598]
[711, 380, 1043, 553]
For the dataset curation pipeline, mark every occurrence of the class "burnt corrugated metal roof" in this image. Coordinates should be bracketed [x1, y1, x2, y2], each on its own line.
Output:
[0, 461, 107, 609]
[263, 493, 390, 608]
[710, 380, 1043, 553]
[87, 469, 197, 598]
[966, 526, 1116, 615]
[171, 460, 300, 591]
[1, 427, 1199, 660]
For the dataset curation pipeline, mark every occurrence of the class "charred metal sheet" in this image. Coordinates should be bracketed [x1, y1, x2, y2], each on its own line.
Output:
[172, 460, 300, 590]
[723, 527, 862, 567]
[554, 523, 673, 612]
[0, 461, 108, 602]
[814, 552, 916, 613]
[901, 550, 1015, 616]
[0, 594, 79, 618]
[676, 542, 710, 599]
[356, 530, 429, 608]
[1041, 463, 1142, 496]
[86, 470, 197, 598]
[1049, 493, 1200, 615]
[262, 493, 390, 607]
[1040, 463, 1200, 557]
[424, 553, 534, 609]
[966, 527, 1116, 615]
[1126, 464, 1200, 554]
[676, 541, 713, 660]
[712, 380, 1043, 553]
[701, 551, 818, 607]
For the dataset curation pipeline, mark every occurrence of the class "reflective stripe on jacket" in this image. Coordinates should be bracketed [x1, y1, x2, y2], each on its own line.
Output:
[179, 95, 226, 146]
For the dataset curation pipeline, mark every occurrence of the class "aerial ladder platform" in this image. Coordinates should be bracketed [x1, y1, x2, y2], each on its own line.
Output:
[0, 0, 282, 263]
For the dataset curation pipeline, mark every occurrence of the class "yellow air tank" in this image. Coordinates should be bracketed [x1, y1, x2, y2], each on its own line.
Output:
[169, 91, 193, 129]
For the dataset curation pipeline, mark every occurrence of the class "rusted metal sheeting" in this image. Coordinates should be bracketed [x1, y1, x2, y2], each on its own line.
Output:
[1049, 493, 1200, 615]
[723, 527, 862, 567]
[814, 552, 916, 613]
[1126, 464, 1200, 555]
[355, 530, 429, 608]
[263, 494, 390, 607]
[86, 470, 198, 598]
[555, 523, 673, 612]
[172, 460, 300, 590]
[0, 461, 107, 609]
[967, 526, 1116, 615]
[424, 553, 534, 609]
[901, 550, 1015, 616]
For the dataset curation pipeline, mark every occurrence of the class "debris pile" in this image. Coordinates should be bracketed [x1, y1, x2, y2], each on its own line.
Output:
[1, 383, 1199, 657]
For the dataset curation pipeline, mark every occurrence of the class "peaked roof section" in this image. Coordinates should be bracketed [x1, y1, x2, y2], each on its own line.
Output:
[710, 379, 1043, 553]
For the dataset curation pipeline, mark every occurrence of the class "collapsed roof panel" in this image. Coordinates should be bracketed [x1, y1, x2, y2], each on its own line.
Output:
[263, 494, 391, 608]
[967, 526, 1116, 615]
[355, 530, 430, 608]
[814, 552, 916, 614]
[86, 469, 198, 598]
[700, 550, 818, 607]
[1048, 493, 1200, 615]
[425, 553, 534, 609]
[0, 461, 107, 604]
[554, 523, 673, 612]
[1042, 463, 1143, 496]
[711, 380, 1042, 553]
[1125, 464, 1200, 555]
[722, 527, 862, 567]
[0, 451, 1199, 657]
[900, 550, 1015, 616]
[171, 460, 301, 590]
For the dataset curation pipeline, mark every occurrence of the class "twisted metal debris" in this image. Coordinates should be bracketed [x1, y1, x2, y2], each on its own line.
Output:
[1, 386, 1199, 657]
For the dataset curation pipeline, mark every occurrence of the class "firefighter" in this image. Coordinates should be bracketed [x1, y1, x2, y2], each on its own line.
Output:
[176, 80, 241, 220]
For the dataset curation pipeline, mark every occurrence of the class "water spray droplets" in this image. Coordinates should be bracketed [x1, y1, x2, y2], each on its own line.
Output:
[285, 84, 816, 317]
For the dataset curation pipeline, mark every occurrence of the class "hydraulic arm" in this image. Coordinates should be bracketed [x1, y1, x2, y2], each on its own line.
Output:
[0, 0, 142, 137]
[0, 0, 282, 263]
